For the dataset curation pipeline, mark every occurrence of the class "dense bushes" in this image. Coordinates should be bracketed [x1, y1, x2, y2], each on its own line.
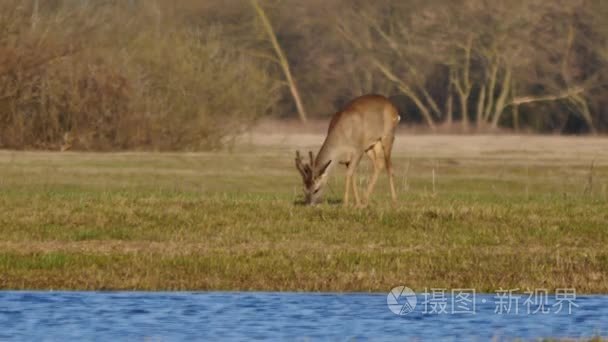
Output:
[0, 1, 278, 150]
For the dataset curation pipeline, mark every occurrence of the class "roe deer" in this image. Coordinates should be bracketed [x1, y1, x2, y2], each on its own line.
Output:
[295, 94, 400, 206]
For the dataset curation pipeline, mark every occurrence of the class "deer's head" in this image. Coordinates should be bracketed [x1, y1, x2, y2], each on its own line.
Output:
[295, 150, 332, 205]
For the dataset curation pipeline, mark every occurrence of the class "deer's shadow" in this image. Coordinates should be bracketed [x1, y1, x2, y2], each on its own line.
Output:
[293, 198, 343, 206]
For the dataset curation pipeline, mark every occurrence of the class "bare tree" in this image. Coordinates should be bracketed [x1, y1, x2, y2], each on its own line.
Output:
[250, 0, 308, 123]
[338, 0, 600, 132]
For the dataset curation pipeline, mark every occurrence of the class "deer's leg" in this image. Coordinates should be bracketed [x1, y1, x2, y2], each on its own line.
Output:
[343, 156, 352, 207]
[381, 136, 397, 203]
[352, 171, 360, 206]
[350, 154, 363, 207]
[343, 172, 350, 207]
[343, 153, 363, 207]
[364, 143, 384, 204]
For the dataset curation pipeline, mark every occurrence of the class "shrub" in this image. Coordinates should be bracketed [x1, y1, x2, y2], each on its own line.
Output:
[0, 1, 279, 150]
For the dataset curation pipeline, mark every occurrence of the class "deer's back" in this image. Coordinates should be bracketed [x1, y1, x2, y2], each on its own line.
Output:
[327, 94, 399, 151]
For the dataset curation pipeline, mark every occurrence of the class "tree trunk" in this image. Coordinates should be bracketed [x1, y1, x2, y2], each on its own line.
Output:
[512, 104, 519, 132]
[251, 0, 308, 123]
[445, 89, 453, 126]
[460, 94, 469, 131]
[476, 85, 486, 130]
[491, 67, 512, 128]
[483, 60, 499, 122]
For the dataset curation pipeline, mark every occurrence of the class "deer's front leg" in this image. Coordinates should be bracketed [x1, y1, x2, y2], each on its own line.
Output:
[343, 172, 351, 207]
[344, 153, 364, 207]
[351, 154, 364, 207]
[352, 172, 361, 206]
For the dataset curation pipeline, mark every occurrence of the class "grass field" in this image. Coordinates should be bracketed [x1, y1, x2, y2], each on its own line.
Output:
[1, 132, 608, 293]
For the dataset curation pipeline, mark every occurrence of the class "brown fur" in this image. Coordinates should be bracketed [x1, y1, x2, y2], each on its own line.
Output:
[296, 94, 400, 206]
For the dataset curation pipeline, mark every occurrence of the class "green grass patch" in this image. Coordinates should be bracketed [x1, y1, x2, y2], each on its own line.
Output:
[0, 142, 607, 292]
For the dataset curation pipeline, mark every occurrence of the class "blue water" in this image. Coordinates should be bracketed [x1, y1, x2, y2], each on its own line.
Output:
[0, 291, 606, 341]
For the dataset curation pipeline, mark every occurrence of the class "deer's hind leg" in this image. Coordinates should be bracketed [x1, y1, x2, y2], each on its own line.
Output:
[381, 135, 397, 203]
[364, 142, 385, 205]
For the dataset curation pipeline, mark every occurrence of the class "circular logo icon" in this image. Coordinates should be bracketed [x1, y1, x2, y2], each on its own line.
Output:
[387, 286, 417, 315]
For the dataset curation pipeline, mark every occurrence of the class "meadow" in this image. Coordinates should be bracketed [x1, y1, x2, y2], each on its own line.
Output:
[1, 130, 608, 293]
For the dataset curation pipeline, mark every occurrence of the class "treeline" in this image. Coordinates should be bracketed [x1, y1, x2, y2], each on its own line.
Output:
[1, 1, 608, 150]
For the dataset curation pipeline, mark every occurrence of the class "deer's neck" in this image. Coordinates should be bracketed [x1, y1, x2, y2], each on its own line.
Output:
[314, 134, 340, 175]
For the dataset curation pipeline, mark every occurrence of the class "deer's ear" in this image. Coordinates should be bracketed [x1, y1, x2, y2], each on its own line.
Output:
[317, 160, 332, 177]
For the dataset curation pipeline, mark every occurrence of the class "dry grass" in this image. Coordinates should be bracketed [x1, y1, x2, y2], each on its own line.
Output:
[1, 134, 607, 292]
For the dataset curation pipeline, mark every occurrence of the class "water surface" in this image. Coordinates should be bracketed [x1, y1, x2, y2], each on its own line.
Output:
[1, 291, 606, 341]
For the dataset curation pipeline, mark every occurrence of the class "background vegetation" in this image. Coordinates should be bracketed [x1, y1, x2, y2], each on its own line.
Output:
[2, 0, 608, 150]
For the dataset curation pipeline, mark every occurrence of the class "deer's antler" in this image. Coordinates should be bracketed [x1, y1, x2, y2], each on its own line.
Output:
[295, 150, 312, 180]
[295, 150, 305, 177]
